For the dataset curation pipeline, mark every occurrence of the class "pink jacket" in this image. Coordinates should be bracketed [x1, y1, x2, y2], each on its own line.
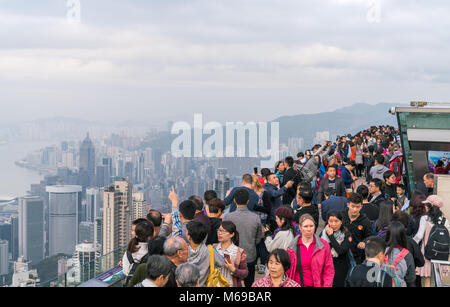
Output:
[286, 234, 335, 287]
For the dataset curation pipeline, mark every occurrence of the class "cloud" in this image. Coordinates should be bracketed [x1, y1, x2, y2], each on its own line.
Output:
[0, 0, 449, 123]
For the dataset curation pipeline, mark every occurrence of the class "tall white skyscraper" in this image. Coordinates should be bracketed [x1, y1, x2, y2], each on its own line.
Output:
[18, 196, 44, 265]
[132, 192, 146, 221]
[46, 185, 82, 256]
[313, 131, 330, 145]
[287, 137, 304, 155]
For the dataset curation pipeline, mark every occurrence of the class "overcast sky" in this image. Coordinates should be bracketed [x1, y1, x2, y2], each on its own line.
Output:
[1, 0, 449, 126]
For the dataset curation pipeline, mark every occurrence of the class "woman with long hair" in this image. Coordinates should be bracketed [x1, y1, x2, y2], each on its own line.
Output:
[384, 221, 416, 287]
[410, 190, 427, 231]
[373, 200, 395, 238]
[264, 206, 297, 253]
[213, 221, 248, 287]
[320, 211, 353, 287]
[413, 195, 450, 287]
[251, 174, 272, 274]
[122, 221, 154, 285]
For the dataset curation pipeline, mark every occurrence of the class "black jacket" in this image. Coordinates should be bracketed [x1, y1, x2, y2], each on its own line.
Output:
[345, 261, 393, 287]
[294, 204, 319, 230]
[407, 236, 425, 268]
[206, 217, 222, 245]
[317, 177, 346, 204]
[361, 202, 379, 222]
[368, 193, 386, 207]
[342, 210, 373, 264]
[282, 168, 301, 205]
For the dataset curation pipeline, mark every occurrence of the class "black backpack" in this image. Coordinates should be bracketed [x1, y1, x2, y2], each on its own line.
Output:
[124, 252, 149, 287]
[424, 217, 450, 261]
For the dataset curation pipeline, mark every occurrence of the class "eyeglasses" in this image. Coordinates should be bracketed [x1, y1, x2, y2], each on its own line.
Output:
[217, 229, 230, 234]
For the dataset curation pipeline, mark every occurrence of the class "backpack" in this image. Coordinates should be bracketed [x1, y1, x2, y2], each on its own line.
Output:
[124, 252, 149, 287]
[383, 248, 409, 287]
[425, 217, 450, 261]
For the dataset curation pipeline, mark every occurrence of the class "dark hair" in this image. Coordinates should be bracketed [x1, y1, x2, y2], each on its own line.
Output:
[298, 181, 311, 191]
[267, 249, 291, 273]
[385, 221, 408, 258]
[204, 190, 217, 203]
[186, 220, 208, 244]
[276, 207, 296, 237]
[324, 187, 336, 197]
[133, 218, 148, 225]
[297, 152, 304, 158]
[397, 184, 405, 191]
[364, 236, 386, 259]
[298, 188, 313, 204]
[368, 145, 375, 153]
[391, 211, 409, 229]
[275, 161, 284, 171]
[326, 164, 338, 172]
[348, 193, 363, 205]
[179, 200, 197, 221]
[146, 255, 172, 281]
[220, 220, 240, 246]
[410, 190, 427, 227]
[383, 170, 395, 181]
[234, 188, 249, 206]
[426, 204, 443, 225]
[261, 168, 271, 179]
[207, 198, 225, 214]
[370, 178, 383, 191]
[147, 210, 162, 227]
[148, 236, 166, 256]
[375, 155, 384, 165]
[128, 221, 154, 253]
[284, 156, 294, 167]
[376, 200, 394, 231]
[356, 185, 369, 200]
[242, 174, 253, 184]
[189, 195, 204, 211]
[326, 211, 349, 235]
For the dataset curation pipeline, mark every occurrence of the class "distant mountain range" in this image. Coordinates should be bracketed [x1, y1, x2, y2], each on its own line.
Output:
[0, 102, 406, 151]
[273, 102, 406, 147]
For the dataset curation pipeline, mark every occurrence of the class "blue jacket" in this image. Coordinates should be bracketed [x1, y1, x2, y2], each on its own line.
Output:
[263, 183, 286, 219]
[321, 196, 348, 222]
[224, 186, 259, 213]
[339, 165, 354, 189]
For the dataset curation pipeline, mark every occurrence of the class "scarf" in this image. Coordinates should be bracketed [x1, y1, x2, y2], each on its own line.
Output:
[321, 229, 345, 258]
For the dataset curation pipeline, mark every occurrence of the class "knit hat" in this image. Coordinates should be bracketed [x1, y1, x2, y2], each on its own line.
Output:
[422, 195, 444, 208]
[275, 206, 294, 220]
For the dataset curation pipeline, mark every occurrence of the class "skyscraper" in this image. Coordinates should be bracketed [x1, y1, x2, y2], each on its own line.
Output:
[79, 133, 96, 188]
[131, 192, 146, 221]
[18, 196, 44, 265]
[214, 168, 230, 200]
[46, 185, 82, 256]
[72, 242, 101, 283]
[0, 240, 8, 276]
[86, 188, 101, 222]
[78, 222, 95, 243]
[102, 180, 132, 255]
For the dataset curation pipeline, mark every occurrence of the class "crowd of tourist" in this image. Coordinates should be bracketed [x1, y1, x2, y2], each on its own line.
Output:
[119, 125, 449, 287]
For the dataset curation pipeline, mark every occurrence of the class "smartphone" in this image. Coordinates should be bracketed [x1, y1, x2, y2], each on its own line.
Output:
[224, 254, 231, 263]
[254, 167, 258, 174]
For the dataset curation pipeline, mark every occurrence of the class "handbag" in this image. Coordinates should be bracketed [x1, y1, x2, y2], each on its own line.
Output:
[206, 245, 230, 287]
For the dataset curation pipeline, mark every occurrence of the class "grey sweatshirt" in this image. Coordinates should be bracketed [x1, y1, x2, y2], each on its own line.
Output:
[188, 243, 225, 287]
[370, 164, 390, 180]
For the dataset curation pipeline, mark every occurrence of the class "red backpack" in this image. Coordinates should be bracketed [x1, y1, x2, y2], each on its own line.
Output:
[383, 248, 409, 287]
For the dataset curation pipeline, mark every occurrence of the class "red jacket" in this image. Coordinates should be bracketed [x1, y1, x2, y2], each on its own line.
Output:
[286, 234, 335, 287]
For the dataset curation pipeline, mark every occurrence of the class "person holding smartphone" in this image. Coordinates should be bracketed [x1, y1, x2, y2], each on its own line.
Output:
[214, 221, 248, 287]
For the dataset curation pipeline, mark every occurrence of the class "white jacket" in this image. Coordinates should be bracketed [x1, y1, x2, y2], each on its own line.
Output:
[121, 242, 148, 276]
[264, 229, 295, 252]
